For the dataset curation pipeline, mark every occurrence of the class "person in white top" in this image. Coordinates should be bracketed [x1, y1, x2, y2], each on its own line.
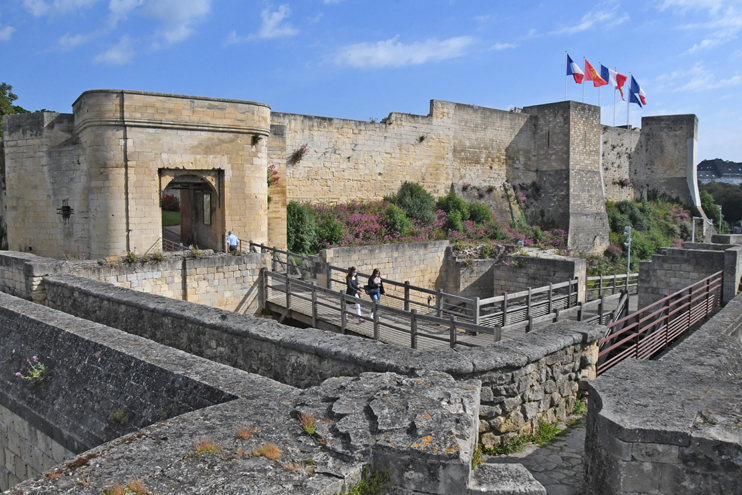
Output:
[226, 231, 239, 253]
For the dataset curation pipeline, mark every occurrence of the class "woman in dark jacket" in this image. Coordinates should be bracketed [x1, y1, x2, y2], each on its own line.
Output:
[346, 266, 363, 322]
[367, 268, 385, 318]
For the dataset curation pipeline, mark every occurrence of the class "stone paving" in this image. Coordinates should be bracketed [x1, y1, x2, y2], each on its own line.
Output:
[485, 417, 586, 495]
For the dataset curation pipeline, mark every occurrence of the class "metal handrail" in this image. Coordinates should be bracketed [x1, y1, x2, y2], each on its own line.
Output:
[597, 271, 723, 375]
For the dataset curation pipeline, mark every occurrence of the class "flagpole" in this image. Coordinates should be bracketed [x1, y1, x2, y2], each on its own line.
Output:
[598, 62, 601, 110]
[613, 67, 617, 127]
[565, 51, 568, 101]
[627, 72, 631, 127]
[582, 57, 585, 103]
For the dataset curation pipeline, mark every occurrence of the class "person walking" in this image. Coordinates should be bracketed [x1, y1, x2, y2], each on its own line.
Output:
[367, 268, 385, 318]
[226, 230, 239, 253]
[346, 266, 363, 323]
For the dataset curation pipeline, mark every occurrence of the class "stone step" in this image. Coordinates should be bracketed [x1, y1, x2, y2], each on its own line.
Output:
[468, 464, 547, 495]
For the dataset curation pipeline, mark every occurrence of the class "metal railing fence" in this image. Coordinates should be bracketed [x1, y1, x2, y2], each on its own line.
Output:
[597, 270, 723, 376]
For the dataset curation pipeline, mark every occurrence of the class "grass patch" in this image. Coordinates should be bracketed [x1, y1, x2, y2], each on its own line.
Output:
[347, 466, 392, 495]
[471, 445, 484, 470]
[101, 480, 151, 495]
[235, 425, 257, 440]
[572, 398, 587, 416]
[162, 210, 181, 227]
[250, 443, 282, 461]
[184, 437, 221, 459]
[299, 413, 315, 436]
[482, 419, 564, 456]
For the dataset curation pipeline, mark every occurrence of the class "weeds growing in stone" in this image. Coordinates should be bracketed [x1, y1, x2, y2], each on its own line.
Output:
[482, 419, 563, 456]
[101, 480, 151, 495]
[108, 409, 128, 426]
[124, 251, 138, 263]
[299, 413, 315, 435]
[250, 443, 282, 460]
[347, 465, 392, 495]
[572, 398, 587, 416]
[471, 445, 484, 470]
[189, 245, 203, 259]
[235, 447, 244, 459]
[235, 425, 257, 440]
[150, 251, 165, 262]
[184, 437, 221, 458]
[15, 355, 49, 385]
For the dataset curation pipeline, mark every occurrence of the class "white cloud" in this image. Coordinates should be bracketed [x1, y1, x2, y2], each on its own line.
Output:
[0, 25, 14, 41]
[474, 15, 493, 23]
[335, 35, 475, 68]
[255, 5, 297, 39]
[656, 62, 742, 91]
[22, 0, 100, 17]
[145, 0, 212, 46]
[490, 42, 517, 51]
[551, 7, 628, 34]
[57, 32, 96, 50]
[323, 0, 344, 3]
[224, 5, 298, 44]
[108, 0, 145, 26]
[658, 0, 731, 14]
[94, 35, 134, 65]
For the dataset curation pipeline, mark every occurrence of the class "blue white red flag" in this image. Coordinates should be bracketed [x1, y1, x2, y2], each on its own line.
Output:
[566, 54, 584, 84]
[601, 64, 628, 100]
[630, 75, 647, 107]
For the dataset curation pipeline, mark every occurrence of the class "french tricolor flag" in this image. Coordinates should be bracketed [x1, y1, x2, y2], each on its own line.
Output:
[601, 64, 628, 101]
[630, 75, 647, 107]
[566, 54, 584, 84]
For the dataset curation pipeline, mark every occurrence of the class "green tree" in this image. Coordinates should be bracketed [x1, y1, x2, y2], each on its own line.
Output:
[0, 83, 30, 140]
[700, 190, 726, 232]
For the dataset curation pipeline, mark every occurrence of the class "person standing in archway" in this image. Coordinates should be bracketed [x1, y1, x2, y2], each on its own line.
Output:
[226, 230, 239, 253]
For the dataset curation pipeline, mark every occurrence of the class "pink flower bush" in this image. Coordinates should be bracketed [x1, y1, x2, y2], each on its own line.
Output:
[305, 200, 568, 252]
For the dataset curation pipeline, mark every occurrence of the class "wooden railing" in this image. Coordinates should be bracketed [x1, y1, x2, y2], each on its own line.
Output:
[586, 273, 638, 301]
[263, 270, 500, 348]
[250, 241, 633, 337]
[476, 279, 580, 330]
[597, 271, 723, 376]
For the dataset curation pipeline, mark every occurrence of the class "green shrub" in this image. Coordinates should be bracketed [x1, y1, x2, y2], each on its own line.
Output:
[397, 181, 436, 225]
[437, 192, 469, 220]
[316, 214, 344, 248]
[616, 200, 652, 231]
[468, 201, 493, 224]
[287, 201, 317, 254]
[531, 225, 545, 243]
[383, 204, 409, 235]
[445, 210, 463, 233]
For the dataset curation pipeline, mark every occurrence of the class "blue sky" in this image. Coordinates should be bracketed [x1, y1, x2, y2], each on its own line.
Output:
[2, 0, 741, 161]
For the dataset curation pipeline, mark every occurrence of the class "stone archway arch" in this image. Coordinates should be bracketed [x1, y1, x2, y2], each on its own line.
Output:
[160, 169, 225, 252]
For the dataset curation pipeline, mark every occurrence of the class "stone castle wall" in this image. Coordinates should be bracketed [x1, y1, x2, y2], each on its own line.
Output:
[272, 100, 613, 254]
[0, 250, 268, 314]
[491, 255, 587, 302]
[1, 90, 271, 259]
[601, 116, 701, 208]
[638, 245, 742, 306]
[2, 91, 701, 257]
[601, 126, 640, 202]
[317, 241, 449, 302]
